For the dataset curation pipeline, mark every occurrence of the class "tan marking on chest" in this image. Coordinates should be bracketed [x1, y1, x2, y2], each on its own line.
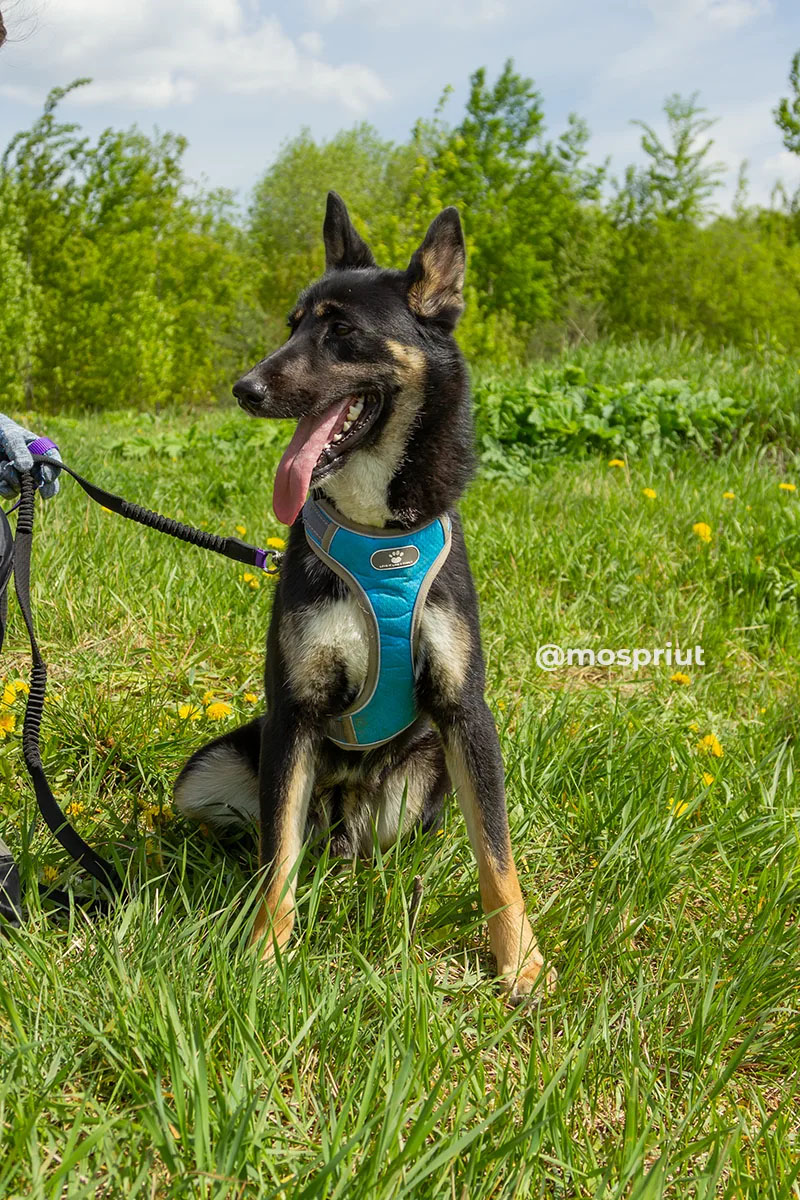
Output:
[280, 598, 369, 707]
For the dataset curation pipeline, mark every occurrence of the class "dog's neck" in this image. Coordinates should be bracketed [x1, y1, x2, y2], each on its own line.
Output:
[320, 373, 475, 529]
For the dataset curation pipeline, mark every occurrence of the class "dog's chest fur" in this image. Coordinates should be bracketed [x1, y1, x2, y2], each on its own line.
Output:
[278, 590, 470, 715]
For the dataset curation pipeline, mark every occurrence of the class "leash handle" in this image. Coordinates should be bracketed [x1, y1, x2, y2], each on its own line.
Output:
[30, 454, 281, 574]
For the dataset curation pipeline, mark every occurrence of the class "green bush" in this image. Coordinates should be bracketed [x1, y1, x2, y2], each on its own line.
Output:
[473, 366, 745, 478]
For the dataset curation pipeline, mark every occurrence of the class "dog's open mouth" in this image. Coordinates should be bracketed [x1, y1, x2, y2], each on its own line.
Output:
[273, 393, 382, 525]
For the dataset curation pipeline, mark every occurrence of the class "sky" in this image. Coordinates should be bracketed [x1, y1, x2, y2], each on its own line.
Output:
[1, 0, 799, 211]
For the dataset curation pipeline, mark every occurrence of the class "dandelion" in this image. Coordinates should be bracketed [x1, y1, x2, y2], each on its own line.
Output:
[178, 703, 201, 721]
[697, 733, 723, 758]
[723, 491, 735, 500]
[11, 679, 28, 695]
[206, 701, 233, 721]
[779, 482, 796, 492]
[2, 686, 16, 706]
[42, 865, 58, 884]
[702, 772, 715, 786]
[201, 691, 216, 706]
[497, 700, 506, 711]
[670, 672, 691, 685]
[267, 536, 286, 550]
[642, 487, 657, 499]
[668, 796, 689, 817]
[235, 524, 247, 536]
[66, 801, 86, 817]
[243, 692, 259, 704]
[0, 711, 16, 737]
[693, 522, 712, 543]
[688, 721, 700, 732]
[241, 571, 260, 590]
[608, 459, 625, 468]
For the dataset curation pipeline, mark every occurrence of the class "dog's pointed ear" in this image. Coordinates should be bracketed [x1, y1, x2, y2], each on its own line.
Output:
[323, 191, 376, 271]
[405, 207, 465, 328]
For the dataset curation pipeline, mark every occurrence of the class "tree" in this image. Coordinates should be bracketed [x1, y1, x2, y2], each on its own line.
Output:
[615, 93, 725, 225]
[775, 50, 800, 156]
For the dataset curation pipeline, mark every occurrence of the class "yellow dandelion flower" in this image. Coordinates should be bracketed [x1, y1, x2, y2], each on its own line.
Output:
[42, 865, 58, 883]
[670, 672, 691, 685]
[267, 536, 286, 550]
[697, 733, 723, 758]
[235, 524, 247, 536]
[2, 686, 16, 706]
[241, 572, 255, 584]
[702, 772, 715, 786]
[688, 721, 700, 732]
[642, 487, 656, 499]
[668, 796, 689, 817]
[0, 710, 16, 734]
[178, 703, 201, 721]
[206, 701, 233, 721]
[779, 482, 796, 492]
[243, 692, 259, 703]
[66, 801, 86, 817]
[608, 459, 625, 468]
[11, 678, 29, 695]
[722, 491, 735, 500]
[248, 577, 260, 590]
[693, 522, 712, 543]
[497, 700, 506, 711]
[201, 691, 216, 706]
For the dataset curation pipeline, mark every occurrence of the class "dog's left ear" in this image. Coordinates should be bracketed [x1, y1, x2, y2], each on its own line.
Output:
[323, 191, 376, 271]
[405, 207, 465, 328]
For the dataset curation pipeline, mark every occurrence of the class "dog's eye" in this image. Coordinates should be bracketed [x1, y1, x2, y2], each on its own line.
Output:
[331, 322, 354, 337]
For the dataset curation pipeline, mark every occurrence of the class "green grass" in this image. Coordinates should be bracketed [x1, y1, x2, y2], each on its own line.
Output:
[1, 375, 800, 1197]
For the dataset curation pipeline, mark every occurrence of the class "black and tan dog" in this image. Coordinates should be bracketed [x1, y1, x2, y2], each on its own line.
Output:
[175, 193, 555, 1001]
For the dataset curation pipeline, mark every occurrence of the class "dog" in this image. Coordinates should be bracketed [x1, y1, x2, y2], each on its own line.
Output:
[174, 192, 555, 1001]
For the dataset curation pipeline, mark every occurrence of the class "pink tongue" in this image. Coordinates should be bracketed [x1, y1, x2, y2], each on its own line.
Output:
[272, 395, 355, 525]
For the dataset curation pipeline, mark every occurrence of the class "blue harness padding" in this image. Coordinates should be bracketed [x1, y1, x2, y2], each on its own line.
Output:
[303, 497, 452, 750]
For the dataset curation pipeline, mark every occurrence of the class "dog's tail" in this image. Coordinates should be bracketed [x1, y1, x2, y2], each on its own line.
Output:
[174, 717, 263, 829]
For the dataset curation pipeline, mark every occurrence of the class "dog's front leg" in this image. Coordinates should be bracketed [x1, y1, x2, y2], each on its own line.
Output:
[442, 702, 556, 1001]
[250, 713, 317, 961]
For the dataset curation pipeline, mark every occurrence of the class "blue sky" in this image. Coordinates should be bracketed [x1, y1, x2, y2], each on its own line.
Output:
[1, 0, 799, 210]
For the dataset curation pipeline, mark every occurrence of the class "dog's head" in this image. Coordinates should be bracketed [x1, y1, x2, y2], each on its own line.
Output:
[233, 192, 470, 528]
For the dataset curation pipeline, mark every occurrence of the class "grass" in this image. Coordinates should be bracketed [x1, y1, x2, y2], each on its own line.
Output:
[1, 368, 800, 1197]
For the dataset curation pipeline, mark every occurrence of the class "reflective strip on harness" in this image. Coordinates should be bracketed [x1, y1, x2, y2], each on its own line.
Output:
[302, 497, 452, 750]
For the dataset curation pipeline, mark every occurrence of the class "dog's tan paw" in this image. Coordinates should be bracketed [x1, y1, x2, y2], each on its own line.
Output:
[500, 956, 558, 1005]
[249, 899, 293, 962]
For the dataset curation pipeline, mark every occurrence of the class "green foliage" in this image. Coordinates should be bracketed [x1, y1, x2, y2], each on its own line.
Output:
[474, 365, 744, 477]
[1, 81, 260, 412]
[4, 61, 800, 411]
[774, 49, 800, 156]
[0, 180, 41, 409]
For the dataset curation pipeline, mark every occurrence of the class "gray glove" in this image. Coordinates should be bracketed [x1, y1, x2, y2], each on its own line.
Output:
[0, 414, 62, 499]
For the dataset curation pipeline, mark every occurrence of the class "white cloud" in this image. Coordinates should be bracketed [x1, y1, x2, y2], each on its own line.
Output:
[305, 0, 508, 30]
[645, 0, 771, 31]
[0, 0, 387, 112]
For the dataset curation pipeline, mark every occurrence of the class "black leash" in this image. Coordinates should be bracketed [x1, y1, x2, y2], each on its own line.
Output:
[0, 453, 280, 926]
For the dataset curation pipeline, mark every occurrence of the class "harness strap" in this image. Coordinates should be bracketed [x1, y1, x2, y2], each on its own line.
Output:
[0, 454, 282, 924]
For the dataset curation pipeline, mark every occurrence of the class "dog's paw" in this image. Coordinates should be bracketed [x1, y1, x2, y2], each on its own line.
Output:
[500, 956, 558, 1006]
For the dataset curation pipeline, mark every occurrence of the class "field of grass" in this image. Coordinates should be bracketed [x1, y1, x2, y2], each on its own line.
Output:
[1, 347, 800, 1197]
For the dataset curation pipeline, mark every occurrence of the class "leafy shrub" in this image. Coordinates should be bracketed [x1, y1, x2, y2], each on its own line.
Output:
[473, 366, 744, 478]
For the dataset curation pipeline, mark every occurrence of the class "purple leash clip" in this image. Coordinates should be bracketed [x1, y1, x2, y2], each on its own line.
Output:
[27, 436, 60, 458]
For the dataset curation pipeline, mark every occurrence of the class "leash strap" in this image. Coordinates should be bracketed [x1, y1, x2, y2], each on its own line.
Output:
[29, 452, 280, 574]
[0, 452, 281, 924]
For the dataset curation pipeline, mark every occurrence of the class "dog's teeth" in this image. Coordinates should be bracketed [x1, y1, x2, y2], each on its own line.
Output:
[333, 432, 343, 441]
[342, 418, 353, 432]
[349, 399, 364, 420]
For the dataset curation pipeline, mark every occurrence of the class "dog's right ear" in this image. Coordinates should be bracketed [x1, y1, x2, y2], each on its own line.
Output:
[323, 192, 376, 272]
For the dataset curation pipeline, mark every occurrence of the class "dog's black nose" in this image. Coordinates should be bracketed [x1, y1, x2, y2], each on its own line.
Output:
[232, 373, 267, 408]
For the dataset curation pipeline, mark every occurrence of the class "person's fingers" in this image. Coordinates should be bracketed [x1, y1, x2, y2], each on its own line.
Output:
[0, 462, 21, 497]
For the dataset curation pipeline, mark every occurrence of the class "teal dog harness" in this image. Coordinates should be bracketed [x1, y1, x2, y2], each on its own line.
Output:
[303, 497, 452, 750]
